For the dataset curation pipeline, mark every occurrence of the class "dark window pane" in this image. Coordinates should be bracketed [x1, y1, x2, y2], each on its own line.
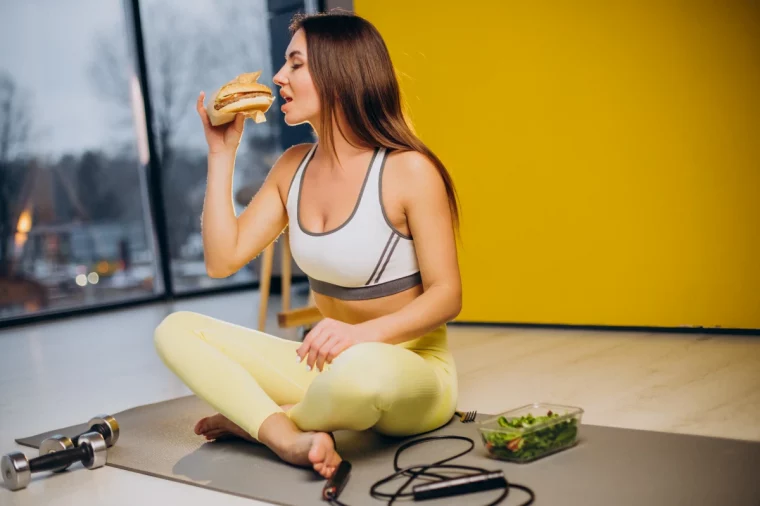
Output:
[139, 0, 285, 292]
[0, 1, 162, 320]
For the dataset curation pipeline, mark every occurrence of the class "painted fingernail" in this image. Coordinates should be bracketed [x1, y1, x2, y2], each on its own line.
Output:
[306, 365, 311, 372]
[296, 355, 301, 363]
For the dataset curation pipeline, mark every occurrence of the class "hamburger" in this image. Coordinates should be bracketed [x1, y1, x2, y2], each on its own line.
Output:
[205, 71, 274, 126]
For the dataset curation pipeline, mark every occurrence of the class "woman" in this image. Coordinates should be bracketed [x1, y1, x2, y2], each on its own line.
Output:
[154, 11, 462, 480]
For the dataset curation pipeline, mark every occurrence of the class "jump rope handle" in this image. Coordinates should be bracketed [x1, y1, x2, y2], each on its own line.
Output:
[412, 470, 507, 500]
[323, 460, 352, 501]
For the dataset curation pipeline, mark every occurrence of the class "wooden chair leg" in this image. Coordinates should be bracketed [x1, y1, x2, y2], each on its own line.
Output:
[258, 243, 275, 331]
[275, 231, 322, 332]
[277, 305, 323, 328]
[281, 228, 291, 313]
[277, 289, 322, 330]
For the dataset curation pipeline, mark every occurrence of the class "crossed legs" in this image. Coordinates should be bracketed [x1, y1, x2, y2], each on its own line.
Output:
[154, 310, 455, 478]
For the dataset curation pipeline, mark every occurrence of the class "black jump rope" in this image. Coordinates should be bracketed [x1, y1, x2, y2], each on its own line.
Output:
[322, 433, 535, 506]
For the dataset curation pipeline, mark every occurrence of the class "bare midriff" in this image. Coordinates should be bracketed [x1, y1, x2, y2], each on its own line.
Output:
[312, 283, 423, 325]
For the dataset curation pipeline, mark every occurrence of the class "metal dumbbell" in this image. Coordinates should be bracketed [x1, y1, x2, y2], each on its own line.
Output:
[38, 436, 75, 473]
[72, 414, 120, 448]
[2, 432, 107, 491]
[36, 414, 119, 474]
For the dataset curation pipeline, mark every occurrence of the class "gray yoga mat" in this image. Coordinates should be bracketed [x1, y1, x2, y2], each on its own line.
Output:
[15, 395, 760, 505]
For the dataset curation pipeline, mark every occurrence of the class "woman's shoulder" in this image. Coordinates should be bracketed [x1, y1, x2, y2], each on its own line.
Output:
[265, 142, 314, 208]
[383, 149, 446, 200]
[385, 149, 436, 172]
[278, 142, 315, 171]
[270, 142, 314, 188]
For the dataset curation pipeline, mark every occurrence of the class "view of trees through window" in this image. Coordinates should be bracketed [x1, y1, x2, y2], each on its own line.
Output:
[0, 0, 283, 320]
[136, 0, 283, 292]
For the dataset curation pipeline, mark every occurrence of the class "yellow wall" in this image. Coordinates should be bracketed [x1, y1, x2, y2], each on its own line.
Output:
[355, 1, 760, 330]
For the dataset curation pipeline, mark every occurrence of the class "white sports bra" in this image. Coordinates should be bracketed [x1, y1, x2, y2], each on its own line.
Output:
[286, 143, 421, 300]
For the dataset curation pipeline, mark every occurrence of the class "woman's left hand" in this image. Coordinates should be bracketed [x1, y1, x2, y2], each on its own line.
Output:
[296, 318, 375, 372]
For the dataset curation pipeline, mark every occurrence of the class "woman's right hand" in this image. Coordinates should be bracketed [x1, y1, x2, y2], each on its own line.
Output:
[196, 91, 246, 156]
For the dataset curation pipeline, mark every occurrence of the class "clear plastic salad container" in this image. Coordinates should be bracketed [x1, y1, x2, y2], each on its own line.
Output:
[477, 403, 583, 463]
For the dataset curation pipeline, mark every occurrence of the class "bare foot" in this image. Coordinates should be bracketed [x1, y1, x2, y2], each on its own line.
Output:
[307, 433, 342, 479]
[258, 413, 341, 479]
[278, 431, 341, 479]
[194, 414, 256, 442]
[195, 409, 340, 478]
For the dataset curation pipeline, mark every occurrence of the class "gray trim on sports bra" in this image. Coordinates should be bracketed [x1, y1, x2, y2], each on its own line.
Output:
[377, 151, 413, 240]
[286, 144, 316, 203]
[297, 147, 380, 237]
[308, 272, 422, 300]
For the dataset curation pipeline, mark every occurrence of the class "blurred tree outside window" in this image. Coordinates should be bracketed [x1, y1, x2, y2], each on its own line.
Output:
[0, 1, 159, 318]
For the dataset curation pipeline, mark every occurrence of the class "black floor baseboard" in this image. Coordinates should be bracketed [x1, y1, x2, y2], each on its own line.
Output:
[449, 320, 760, 336]
[0, 276, 312, 331]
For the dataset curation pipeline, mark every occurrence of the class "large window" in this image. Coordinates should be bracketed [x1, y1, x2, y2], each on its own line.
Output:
[137, 0, 282, 292]
[0, 0, 312, 325]
[0, 1, 161, 320]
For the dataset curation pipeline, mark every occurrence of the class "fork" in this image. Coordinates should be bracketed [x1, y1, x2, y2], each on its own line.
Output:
[455, 410, 477, 423]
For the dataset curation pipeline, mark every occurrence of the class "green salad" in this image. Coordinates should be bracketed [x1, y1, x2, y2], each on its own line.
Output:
[480, 410, 578, 461]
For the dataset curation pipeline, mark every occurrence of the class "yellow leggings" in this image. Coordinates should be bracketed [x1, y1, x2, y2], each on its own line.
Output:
[153, 311, 458, 440]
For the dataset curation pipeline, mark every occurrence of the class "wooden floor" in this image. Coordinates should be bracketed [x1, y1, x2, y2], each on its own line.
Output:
[0, 289, 758, 505]
[447, 324, 760, 442]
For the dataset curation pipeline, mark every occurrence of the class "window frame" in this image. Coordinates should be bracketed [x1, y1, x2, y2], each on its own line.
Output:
[0, 0, 320, 329]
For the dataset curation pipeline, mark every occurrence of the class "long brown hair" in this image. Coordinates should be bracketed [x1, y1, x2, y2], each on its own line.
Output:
[289, 11, 461, 232]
